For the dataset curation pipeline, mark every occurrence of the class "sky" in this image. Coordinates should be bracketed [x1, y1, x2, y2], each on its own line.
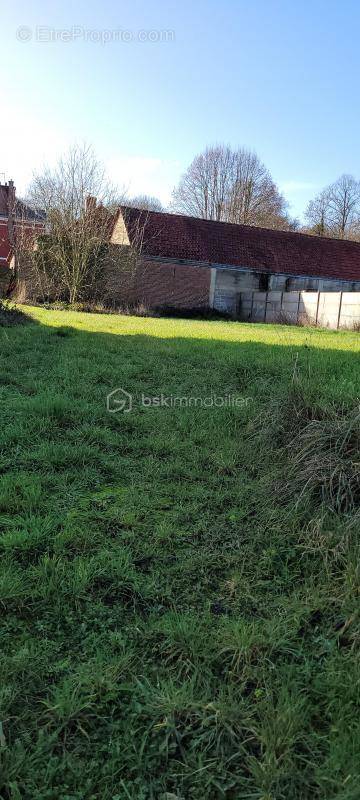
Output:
[1, 0, 360, 221]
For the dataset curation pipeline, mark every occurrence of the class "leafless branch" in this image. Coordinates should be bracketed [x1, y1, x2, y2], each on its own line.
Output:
[171, 144, 290, 229]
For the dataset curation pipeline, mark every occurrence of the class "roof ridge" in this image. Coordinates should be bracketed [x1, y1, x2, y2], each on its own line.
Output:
[119, 205, 360, 249]
[118, 204, 360, 283]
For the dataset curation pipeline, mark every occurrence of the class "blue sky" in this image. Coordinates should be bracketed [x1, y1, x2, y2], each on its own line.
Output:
[1, 0, 360, 220]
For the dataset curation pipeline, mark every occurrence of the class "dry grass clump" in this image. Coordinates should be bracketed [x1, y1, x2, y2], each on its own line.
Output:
[285, 407, 360, 512]
[249, 380, 323, 451]
[251, 375, 360, 513]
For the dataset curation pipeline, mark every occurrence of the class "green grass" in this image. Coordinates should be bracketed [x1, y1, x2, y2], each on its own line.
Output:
[0, 305, 359, 799]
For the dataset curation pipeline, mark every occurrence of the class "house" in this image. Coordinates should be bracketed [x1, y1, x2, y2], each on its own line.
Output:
[0, 180, 45, 296]
[102, 205, 360, 314]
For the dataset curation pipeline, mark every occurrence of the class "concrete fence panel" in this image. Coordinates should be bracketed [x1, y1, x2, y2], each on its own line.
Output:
[238, 290, 360, 329]
[298, 292, 319, 324]
[264, 291, 283, 323]
[340, 293, 360, 328]
[281, 292, 300, 324]
[317, 292, 341, 328]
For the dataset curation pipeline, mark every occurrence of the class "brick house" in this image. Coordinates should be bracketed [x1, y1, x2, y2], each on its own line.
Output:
[102, 205, 360, 314]
[0, 180, 45, 296]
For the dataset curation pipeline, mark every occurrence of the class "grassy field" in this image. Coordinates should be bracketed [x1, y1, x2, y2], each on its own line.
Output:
[0, 305, 360, 800]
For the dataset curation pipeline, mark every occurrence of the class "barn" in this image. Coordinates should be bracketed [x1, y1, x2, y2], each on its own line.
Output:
[10, 200, 360, 323]
[104, 205, 360, 315]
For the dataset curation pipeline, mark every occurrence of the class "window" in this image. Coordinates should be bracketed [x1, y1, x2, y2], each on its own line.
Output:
[259, 273, 269, 291]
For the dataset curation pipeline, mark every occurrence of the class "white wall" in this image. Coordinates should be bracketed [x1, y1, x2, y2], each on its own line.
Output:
[238, 290, 360, 329]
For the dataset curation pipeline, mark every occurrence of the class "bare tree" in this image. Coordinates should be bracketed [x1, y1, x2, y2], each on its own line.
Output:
[327, 174, 360, 237]
[305, 188, 331, 236]
[26, 144, 121, 303]
[172, 145, 235, 221]
[305, 174, 360, 239]
[172, 144, 289, 228]
[227, 149, 287, 227]
[126, 194, 164, 212]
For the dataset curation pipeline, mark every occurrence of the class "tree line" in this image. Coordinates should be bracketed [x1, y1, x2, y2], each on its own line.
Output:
[171, 144, 294, 230]
[15, 142, 360, 305]
[304, 174, 360, 239]
[26, 141, 360, 241]
[171, 144, 360, 240]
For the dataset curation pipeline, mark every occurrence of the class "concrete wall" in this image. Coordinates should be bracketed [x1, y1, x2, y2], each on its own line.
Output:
[268, 273, 360, 292]
[213, 268, 360, 315]
[238, 290, 360, 329]
[213, 269, 259, 314]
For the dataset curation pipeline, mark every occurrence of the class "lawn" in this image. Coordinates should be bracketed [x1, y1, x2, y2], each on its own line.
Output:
[0, 305, 360, 799]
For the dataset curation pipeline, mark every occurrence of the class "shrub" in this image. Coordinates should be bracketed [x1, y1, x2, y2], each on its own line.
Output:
[0, 301, 29, 327]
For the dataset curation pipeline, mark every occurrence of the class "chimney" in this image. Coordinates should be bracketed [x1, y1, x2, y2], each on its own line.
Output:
[7, 179, 16, 211]
[85, 195, 97, 214]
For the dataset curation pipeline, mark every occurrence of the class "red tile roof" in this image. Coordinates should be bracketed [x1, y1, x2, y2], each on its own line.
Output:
[120, 206, 360, 283]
